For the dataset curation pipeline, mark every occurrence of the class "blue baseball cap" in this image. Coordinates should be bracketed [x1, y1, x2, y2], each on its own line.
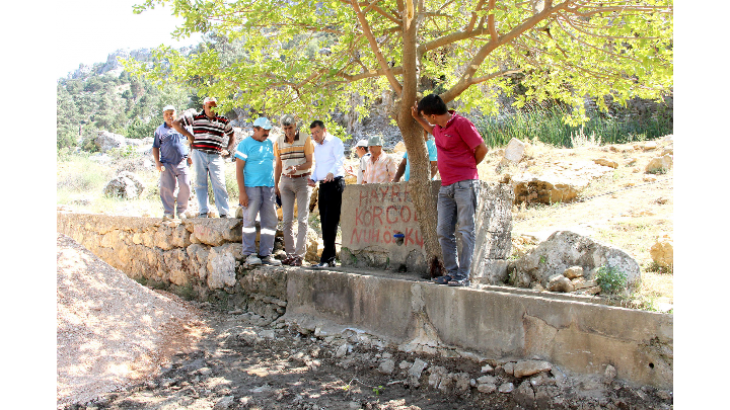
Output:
[253, 117, 272, 130]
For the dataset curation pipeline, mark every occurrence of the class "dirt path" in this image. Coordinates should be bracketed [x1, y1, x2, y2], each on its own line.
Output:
[60, 305, 672, 410]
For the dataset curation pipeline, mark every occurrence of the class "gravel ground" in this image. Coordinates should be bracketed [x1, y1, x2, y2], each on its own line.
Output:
[59, 309, 674, 410]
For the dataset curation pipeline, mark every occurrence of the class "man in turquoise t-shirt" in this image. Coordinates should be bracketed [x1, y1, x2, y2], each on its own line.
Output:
[234, 117, 282, 266]
[393, 130, 439, 182]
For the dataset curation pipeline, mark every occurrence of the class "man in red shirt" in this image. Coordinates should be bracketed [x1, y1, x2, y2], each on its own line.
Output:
[412, 94, 488, 286]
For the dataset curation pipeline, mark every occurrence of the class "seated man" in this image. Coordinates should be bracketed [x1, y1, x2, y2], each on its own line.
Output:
[363, 135, 397, 184]
[393, 129, 439, 182]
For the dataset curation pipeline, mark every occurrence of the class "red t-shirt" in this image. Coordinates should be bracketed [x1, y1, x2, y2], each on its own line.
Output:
[432, 111, 483, 185]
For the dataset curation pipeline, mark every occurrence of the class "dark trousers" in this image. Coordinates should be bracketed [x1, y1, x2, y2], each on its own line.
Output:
[318, 177, 345, 263]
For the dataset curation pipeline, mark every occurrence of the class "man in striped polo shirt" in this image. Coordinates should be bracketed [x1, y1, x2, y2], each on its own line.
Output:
[274, 114, 314, 266]
[173, 97, 235, 218]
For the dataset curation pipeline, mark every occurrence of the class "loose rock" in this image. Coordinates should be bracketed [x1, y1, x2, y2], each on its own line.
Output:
[514, 360, 552, 378]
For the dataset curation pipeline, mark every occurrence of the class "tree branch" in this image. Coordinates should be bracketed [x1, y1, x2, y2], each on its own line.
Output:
[351, 0, 403, 94]
[466, 0, 486, 32]
[470, 68, 524, 85]
[440, 0, 573, 103]
[339, 66, 405, 81]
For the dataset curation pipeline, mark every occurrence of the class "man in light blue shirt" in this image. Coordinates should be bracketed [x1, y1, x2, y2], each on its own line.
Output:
[234, 117, 282, 266]
[393, 130, 439, 182]
[308, 120, 345, 268]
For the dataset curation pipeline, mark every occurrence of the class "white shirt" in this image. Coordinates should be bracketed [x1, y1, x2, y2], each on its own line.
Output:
[311, 132, 345, 181]
[357, 153, 371, 184]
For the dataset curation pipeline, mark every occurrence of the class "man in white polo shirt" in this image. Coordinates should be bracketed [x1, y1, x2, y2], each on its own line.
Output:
[308, 120, 345, 268]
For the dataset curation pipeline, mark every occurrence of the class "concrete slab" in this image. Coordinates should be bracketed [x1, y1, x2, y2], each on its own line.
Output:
[286, 267, 672, 390]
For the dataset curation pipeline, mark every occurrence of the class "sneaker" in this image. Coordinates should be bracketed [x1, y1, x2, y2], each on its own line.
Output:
[245, 254, 262, 265]
[448, 278, 470, 287]
[198, 214, 209, 219]
[259, 254, 282, 266]
[162, 213, 174, 221]
[219, 214, 228, 219]
[312, 260, 336, 269]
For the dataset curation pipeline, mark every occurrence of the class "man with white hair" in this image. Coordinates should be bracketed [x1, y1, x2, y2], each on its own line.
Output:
[173, 96, 235, 218]
[234, 117, 282, 266]
[153, 105, 192, 220]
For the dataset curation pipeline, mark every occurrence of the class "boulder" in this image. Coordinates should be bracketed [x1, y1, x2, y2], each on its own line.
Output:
[514, 231, 641, 289]
[511, 161, 613, 204]
[95, 131, 126, 153]
[103, 171, 146, 199]
[645, 154, 673, 173]
[504, 138, 526, 163]
[393, 141, 406, 154]
[650, 235, 673, 270]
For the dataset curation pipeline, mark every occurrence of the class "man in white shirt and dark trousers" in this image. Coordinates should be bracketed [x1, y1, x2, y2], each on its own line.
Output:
[308, 120, 345, 268]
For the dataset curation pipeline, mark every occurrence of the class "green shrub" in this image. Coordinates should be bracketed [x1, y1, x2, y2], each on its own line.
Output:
[595, 265, 628, 294]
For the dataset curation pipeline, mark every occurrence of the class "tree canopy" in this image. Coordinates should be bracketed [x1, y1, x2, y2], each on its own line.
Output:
[125, 0, 673, 126]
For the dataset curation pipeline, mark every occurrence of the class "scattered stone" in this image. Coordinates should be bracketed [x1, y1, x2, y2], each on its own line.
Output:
[514, 380, 535, 407]
[643, 175, 657, 182]
[454, 373, 471, 392]
[408, 358, 429, 379]
[604, 364, 617, 382]
[657, 390, 672, 401]
[94, 131, 127, 153]
[650, 235, 673, 270]
[378, 359, 395, 375]
[477, 383, 497, 394]
[529, 373, 554, 387]
[624, 158, 637, 166]
[654, 196, 669, 205]
[428, 366, 447, 388]
[645, 154, 673, 173]
[198, 367, 212, 376]
[513, 360, 552, 378]
[480, 364, 494, 373]
[503, 362, 514, 376]
[593, 158, 618, 168]
[259, 330, 276, 340]
[642, 141, 658, 151]
[399, 360, 412, 370]
[213, 396, 235, 409]
[335, 344, 348, 358]
[477, 375, 498, 385]
[498, 382, 514, 393]
[563, 266, 584, 279]
[547, 275, 574, 293]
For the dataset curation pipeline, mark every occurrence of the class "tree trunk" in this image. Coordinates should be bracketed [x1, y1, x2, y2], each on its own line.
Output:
[397, 0, 444, 279]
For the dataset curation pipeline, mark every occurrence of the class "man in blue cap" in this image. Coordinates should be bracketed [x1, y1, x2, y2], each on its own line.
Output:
[234, 117, 282, 266]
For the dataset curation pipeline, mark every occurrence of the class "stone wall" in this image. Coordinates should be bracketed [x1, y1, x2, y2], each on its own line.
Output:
[339, 181, 514, 283]
[56, 212, 287, 320]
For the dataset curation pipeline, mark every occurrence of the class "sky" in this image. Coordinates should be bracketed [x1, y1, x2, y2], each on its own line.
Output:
[54, 0, 201, 79]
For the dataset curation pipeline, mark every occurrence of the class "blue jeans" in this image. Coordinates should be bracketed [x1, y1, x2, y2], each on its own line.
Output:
[242, 186, 278, 257]
[191, 150, 230, 217]
[437, 179, 480, 280]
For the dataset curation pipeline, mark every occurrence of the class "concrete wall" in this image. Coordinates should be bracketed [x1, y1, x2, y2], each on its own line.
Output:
[57, 212, 672, 389]
[339, 181, 514, 283]
[286, 270, 673, 390]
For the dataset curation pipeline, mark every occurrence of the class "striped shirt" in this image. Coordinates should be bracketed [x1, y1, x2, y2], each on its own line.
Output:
[180, 111, 234, 154]
[273, 132, 314, 177]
